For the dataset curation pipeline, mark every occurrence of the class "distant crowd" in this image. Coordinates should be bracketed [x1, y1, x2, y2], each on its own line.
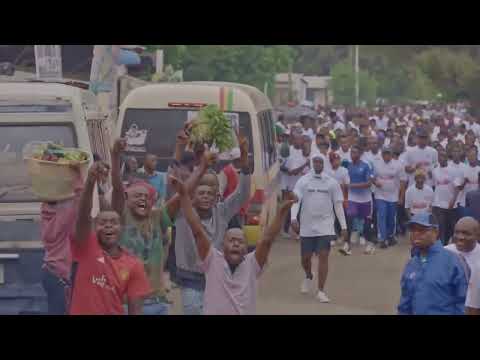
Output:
[275, 101, 479, 314]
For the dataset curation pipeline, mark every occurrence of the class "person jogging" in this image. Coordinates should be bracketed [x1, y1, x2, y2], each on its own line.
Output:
[291, 154, 348, 302]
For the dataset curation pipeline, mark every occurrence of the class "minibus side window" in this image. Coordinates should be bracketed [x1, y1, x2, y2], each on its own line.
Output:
[238, 112, 254, 173]
[259, 110, 277, 171]
[258, 112, 268, 171]
[265, 110, 277, 164]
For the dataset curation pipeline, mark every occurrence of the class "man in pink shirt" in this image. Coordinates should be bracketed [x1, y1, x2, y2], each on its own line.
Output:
[40, 162, 92, 315]
[171, 176, 294, 315]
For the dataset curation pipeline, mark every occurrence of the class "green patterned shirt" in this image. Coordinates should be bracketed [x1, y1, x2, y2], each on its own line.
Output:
[120, 206, 172, 298]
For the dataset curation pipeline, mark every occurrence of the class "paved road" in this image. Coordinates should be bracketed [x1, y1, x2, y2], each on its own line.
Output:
[168, 235, 411, 315]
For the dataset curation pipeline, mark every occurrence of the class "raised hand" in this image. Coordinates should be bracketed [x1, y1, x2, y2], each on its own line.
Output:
[112, 138, 127, 155]
[201, 149, 218, 169]
[169, 175, 187, 197]
[87, 161, 110, 184]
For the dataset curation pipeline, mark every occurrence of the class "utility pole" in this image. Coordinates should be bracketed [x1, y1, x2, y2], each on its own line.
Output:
[355, 45, 359, 107]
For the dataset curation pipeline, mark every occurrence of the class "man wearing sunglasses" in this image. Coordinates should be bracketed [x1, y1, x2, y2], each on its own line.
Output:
[398, 213, 468, 315]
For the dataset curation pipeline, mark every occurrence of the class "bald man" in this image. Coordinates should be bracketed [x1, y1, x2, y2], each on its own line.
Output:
[446, 217, 480, 315]
[445, 217, 480, 271]
[171, 175, 295, 315]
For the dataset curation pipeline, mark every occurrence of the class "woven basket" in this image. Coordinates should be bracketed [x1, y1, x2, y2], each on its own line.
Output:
[24, 150, 90, 201]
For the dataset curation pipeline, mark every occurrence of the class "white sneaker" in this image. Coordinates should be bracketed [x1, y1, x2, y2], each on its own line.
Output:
[339, 243, 352, 256]
[351, 232, 359, 245]
[301, 278, 313, 294]
[364, 242, 376, 255]
[359, 236, 367, 246]
[316, 290, 330, 303]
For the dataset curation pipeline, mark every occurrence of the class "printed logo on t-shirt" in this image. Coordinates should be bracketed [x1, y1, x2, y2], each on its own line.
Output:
[92, 274, 115, 292]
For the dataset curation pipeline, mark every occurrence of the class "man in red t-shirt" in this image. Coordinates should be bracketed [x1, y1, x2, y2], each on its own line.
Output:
[69, 162, 151, 315]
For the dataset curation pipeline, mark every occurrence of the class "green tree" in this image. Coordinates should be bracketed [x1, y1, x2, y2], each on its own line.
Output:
[146, 45, 294, 96]
[330, 61, 377, 106]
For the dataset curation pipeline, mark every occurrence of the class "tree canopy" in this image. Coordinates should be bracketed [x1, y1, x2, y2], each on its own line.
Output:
[146, 45, 480, 104]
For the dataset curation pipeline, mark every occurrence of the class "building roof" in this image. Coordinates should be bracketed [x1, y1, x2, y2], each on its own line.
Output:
[275, 73, 308, 84]
[303, 76, 331, 89]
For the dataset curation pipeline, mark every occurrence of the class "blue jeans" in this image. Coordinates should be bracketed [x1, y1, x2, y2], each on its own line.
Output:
[181, 287, 204, 315]
[376, 199, 397, 242]
[41, 268, 68, 315]
[143, 301, 169, 315]
[123, 300, 170, 315]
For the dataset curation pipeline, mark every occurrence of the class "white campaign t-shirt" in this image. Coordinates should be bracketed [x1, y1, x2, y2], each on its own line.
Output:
[405, 185, 434, 215]
[291, 172, 344, 238]
[327, 166, 350, 186]
[432, 165, 465, 209]
[362, 151, 382, 170]
[458, 164, 480, 207]
[432, 126, 441, 141]
[303, 128, 315, 141]
[284, 146, 308, 191]
[372, 159, 406, 202]
[466, 264, 480, 310]
[333, 122, 346, 131]
[375, 116, 389, 131]
[337, 148, 351, 163]
[445, 242, 480, 273]
[404, 146, 438, 186]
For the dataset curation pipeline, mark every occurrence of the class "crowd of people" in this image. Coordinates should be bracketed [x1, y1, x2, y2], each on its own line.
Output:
[40, 122, 295, 315]
[277, 101, 480, 314]
[38, 100, 480, 315]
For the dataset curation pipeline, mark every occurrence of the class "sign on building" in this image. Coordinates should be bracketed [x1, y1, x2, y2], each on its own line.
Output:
[34, 45, 63, 80]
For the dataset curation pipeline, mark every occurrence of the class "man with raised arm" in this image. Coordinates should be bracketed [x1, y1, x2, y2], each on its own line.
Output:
[70, 162, 151, 315]
[110, 138, 217, 315]
[170, 176, 294, 315]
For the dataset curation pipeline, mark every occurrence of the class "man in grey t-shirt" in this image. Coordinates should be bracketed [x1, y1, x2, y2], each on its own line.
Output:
[174, 136, 251, 315]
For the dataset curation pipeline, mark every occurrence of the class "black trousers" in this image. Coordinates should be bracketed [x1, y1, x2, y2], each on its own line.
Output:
[396, 204, 408, 235]
[432, 207, 458, 246]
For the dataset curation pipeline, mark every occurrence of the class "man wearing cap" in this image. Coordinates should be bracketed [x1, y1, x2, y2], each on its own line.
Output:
[404, 128, 438, 187]
[398, 213, 468, 315]
[371, 146, 407, 251]
[291, 155, 348, 303]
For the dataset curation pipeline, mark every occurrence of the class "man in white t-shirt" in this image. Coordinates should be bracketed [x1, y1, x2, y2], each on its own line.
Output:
[372, 146, 407, 250]
[336, 134, 352, 166]
[444, 217, 480, 315]
[291, 155, 348, 303]
[445, 217, 480, 273]
[404, 129, 438, 186]
[405, 170, 434, 218]
[375, 109, 389, 131]
[466, 264, 480, 315]
[362, 136, 383, 170]
[458, 147, 480, 217]
[432, 149, 465, 246]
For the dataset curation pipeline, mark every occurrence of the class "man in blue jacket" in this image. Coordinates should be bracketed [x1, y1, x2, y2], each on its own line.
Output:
[398, 213, 468, 315]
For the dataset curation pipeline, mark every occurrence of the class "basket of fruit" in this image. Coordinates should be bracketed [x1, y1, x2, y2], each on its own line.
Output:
[24, 142, 90, 201]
